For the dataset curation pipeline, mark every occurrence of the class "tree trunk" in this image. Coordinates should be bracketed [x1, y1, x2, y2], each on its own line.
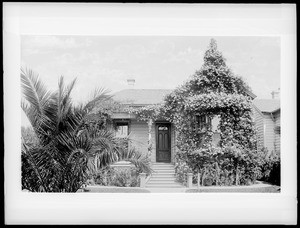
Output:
[197, 172, 200, 189]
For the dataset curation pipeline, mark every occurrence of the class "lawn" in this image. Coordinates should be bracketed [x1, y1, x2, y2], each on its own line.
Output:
[185, 186, 280, 193]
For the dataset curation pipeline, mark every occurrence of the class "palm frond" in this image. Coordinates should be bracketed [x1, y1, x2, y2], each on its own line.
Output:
[83, 87, 112, 113]
[56, 76, 77, 127]
[118, 147, 152, 174]
[21, 144, 50, 192]
[21, 68, 52, 118]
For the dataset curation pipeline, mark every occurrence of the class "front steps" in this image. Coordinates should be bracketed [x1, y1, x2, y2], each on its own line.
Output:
[145, 163, 184, 188]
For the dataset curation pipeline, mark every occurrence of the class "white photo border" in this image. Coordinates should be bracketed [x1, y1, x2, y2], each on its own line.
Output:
[4, 3, 297, 225]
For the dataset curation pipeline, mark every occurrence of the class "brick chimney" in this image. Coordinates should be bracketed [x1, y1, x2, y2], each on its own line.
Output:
[271, 88, 280, 99]
[127, 79, 135, 89]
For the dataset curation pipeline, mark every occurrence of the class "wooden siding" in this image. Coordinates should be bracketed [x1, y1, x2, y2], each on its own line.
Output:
[274, 110, 281, 154]
[263, 113, 275, 154]
[252, 107, 265, 151]
[128, 120, 175, 163]
[128, 120, 150, 160]
[252, 105, 281, 155]
[170, 123, 176, 163]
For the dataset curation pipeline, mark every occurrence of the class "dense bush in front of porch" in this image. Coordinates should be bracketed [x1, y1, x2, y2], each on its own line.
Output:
[92, 166, 140, 187]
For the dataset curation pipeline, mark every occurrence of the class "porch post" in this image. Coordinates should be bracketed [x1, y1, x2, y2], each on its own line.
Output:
[147, 118, 153, 158]
[187, 173, 193, 188]
[140, 173, 146, 188]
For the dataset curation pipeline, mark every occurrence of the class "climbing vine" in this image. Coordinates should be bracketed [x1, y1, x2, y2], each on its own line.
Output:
[129, 39, 264, 186]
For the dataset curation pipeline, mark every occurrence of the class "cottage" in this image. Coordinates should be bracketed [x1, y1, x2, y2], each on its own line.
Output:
[110, 80, 182, 187]
[111, 79, 260, 165]
[252, 89, 281, 155]
[112, 83, 174, 164]
[108, 78, 262, 187]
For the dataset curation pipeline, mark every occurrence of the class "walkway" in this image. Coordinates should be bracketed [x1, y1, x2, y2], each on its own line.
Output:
[80, 181, 279, 193]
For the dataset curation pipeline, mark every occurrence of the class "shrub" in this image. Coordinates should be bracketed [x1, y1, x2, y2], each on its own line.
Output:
[259, 150, 280, 186]
[174, 145, 266, 186]
[174, 154, 192, 185]
[93, 166, 140, 187]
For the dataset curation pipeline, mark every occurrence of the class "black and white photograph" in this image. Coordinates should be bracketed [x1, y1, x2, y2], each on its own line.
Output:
[4, 3, 297, 225]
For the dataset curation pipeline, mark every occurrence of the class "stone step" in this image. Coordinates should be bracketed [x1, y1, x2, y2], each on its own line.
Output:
[150, 174, 176, 178]
[147, 181, 178, 184]
[151, 166, 175, 169]
[149, 179, 177, 183]
[146, 163, 183, 188]
[151, 165, 175, 169]
[145, 183, 184, 188]
[152, 172, 175, 175]
[152, 163, 174, 165]
[148, 177, 177, 181]
[151, 174, 175, 178]
[152, 169, 175, 172]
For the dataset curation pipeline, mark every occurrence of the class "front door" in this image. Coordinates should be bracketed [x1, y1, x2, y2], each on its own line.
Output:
[156, 123, 171, 163]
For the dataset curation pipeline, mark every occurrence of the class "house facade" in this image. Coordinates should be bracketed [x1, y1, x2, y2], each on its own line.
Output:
[111, 88, 176, 164]
[110, 82, 262, 165]
[252, 95, 281, 155]
[109, 79, 280, 167]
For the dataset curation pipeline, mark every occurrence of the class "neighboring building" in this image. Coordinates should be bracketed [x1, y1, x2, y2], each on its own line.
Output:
[252, 89, 280, 155]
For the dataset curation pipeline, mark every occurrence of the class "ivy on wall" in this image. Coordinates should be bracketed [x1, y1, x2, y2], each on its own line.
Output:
[128, 39, 266, 186]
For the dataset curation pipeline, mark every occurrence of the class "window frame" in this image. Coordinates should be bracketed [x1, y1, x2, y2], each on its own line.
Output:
[114, 120, 130, 138]
[195, 114, 212, 132]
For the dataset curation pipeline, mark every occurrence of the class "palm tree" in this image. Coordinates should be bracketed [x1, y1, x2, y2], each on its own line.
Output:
[21, 68, 151, 192]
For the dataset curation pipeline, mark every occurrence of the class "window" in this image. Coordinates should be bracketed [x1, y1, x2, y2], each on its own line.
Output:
[274, 126, 280, 134]
[115, 122, 129, 138]
[158, 126, 168, 131]
[195, 115, 211, 132]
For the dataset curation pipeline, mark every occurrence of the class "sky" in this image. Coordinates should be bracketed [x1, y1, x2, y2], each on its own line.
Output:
[21, 36, 280, 126]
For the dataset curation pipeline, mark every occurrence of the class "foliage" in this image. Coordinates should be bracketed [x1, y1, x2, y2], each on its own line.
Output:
[21, 126, 39, 147]
[259, 149, 280, 186]
[127, 103, 171, 122]
[129, 39, 266, 186]
[174, 153, 192, 185]
[84, 96, 126, 130]
[21, 68, 151, 192]
[93, 166, 140, 187]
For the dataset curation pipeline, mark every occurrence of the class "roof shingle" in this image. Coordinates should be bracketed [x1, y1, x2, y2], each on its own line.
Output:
[253, 99, 280, 113]
[113, 89, 172, 105]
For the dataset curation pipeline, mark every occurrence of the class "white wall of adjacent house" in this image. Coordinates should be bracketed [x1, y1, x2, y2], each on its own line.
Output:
[274, 110, 281, 155]
[263, 113, 276, 154]
[252, 106, 265, 152]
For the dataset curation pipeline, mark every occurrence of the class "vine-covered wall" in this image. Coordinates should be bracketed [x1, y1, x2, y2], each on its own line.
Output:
[128, 39, 268, 186]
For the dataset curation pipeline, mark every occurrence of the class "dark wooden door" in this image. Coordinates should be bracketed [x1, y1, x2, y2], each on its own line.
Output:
[156, 123, 171, 162]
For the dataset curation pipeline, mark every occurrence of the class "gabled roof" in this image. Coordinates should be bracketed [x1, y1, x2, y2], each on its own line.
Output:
[253, 99, 280, 113]
[244, 88, 257, 99]
[113, 89, 173, 106]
